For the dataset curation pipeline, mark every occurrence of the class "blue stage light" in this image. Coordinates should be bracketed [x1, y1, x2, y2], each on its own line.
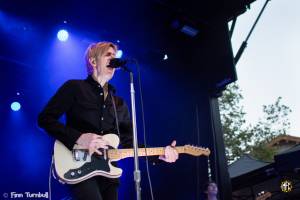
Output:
[57, 29, 69, 42]
[181, 25, 199, 37]
[11, 102, 21, 111]
[116, 50, 123, 58]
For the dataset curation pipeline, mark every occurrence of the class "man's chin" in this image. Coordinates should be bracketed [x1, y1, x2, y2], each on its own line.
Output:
[104, 74, 114, 81]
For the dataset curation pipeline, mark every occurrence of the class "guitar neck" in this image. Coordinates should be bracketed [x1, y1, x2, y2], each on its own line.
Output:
[108, 146, 185, 160]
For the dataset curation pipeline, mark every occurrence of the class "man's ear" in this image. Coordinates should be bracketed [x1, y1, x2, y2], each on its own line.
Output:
[89, 57, 97, 67]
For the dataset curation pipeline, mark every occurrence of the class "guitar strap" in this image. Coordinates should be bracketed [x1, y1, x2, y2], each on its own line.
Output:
[110, 92, 120, 137]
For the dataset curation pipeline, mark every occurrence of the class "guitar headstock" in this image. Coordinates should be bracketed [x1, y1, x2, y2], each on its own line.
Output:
[183, 145, 210, 157]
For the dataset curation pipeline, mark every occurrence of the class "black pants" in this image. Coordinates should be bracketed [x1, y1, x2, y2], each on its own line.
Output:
[70, 177, 119, 200]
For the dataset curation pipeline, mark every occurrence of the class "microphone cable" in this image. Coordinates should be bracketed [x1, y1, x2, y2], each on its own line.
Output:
[132, 58, 155, 200]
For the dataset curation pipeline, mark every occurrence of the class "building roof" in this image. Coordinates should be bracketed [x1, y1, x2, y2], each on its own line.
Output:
[275, 143, 300, 155]
[268, 135, 300, 147]
[228, 154, 272, 178]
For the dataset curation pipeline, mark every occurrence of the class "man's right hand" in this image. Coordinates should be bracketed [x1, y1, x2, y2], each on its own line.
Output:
[76, 133, 109, 156]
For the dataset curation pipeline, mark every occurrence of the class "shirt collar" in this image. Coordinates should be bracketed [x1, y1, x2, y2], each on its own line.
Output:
[85, 75, 116, 94]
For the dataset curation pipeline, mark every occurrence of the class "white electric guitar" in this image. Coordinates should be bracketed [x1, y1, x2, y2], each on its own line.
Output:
[53, 134, 210, 184]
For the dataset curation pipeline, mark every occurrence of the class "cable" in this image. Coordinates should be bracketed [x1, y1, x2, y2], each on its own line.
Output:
[48, 155, 54, 200]
[195, 104, 201, 199]
[132, 58, 155, 200]
[208, 99, 220, 185]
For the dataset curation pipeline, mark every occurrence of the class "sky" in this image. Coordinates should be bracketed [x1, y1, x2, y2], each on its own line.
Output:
[230, 0, 300, 137]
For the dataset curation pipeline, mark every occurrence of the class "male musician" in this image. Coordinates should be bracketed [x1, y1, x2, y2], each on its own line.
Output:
[203, 181, 218, 200]
[38, 41, 178, 200]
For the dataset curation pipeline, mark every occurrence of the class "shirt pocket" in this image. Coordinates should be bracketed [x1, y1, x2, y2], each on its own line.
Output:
[72, 101, 100, 127]
[77, 101, 99, 110]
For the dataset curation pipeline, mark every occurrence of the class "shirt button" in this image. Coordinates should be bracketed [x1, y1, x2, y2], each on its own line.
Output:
[100, 130, 104, 134]
[101, 117, 104, 121]
[100, 93, 103, 96]
[103, 105, 106, 108]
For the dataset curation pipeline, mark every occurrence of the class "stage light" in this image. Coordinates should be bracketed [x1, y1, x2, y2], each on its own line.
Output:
[57, 29, 69, 42]
[163, 54, 168, 60]
[11, 102, 21, 111]
[181, 25, 199, 37]
[171, 19, 199, 37]
[116, 50, 123, 58]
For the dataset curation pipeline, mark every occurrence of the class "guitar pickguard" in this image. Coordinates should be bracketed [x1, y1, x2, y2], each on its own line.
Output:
[64, 154, 110, 180]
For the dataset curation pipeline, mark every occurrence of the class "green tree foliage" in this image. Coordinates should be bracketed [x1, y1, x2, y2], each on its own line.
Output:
[219, 83, 292, 163]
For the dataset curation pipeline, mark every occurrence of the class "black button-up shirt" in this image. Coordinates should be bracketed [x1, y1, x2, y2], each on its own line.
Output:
[38, 75, 133, 150]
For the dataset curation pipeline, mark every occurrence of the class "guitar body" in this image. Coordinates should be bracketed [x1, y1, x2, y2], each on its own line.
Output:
[54, 134, 122, 184]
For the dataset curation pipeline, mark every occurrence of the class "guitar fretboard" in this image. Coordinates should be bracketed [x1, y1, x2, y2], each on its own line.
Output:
[108, 146, 185, 160]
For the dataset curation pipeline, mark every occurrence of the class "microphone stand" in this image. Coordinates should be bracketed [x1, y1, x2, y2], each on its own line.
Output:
[121, 65, 142, 200]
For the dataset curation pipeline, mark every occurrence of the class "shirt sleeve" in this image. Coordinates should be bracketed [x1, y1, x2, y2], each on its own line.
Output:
[38, 80, 82, 150]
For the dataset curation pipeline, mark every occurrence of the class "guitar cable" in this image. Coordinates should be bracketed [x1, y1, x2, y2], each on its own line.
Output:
[48, 155, 54, 200]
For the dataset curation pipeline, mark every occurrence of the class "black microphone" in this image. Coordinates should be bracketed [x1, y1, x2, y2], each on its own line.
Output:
[108, 58, 128, 68]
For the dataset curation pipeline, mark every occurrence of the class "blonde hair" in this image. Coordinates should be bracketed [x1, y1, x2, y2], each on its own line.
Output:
[85, 41, 118, 75]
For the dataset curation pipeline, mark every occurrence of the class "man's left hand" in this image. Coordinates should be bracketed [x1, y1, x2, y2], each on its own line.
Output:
[159, 140, 179, 163]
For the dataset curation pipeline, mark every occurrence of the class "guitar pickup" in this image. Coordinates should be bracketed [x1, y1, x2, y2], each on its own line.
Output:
[72, 149, 90, 162]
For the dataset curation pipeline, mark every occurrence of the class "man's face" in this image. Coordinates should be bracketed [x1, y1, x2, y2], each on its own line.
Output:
[207, 183, 218, 195]
[94, 46, 116, 81]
